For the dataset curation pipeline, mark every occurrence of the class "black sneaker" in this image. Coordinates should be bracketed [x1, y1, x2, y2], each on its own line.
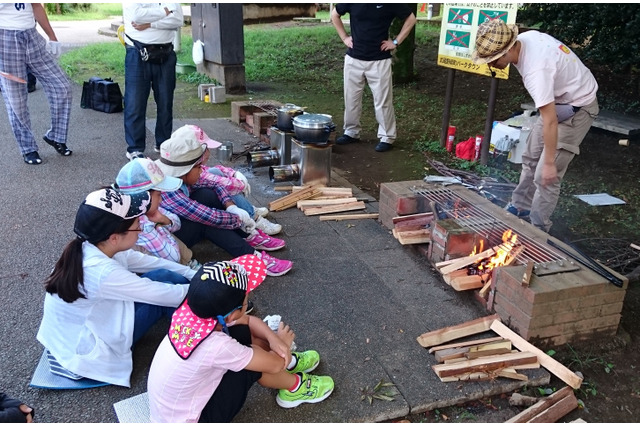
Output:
[375, 141, 393, 152]
[336, 134, 359, 145]
[505, 203, 530, 217]
[246, 300, 255, 314]
[23, 151, 42, 165]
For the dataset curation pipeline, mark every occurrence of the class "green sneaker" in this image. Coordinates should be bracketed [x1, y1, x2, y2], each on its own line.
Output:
[288, 350, 320, 374]
[276, 372, 334, 408]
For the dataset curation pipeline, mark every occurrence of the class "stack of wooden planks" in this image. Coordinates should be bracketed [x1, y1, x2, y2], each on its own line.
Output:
[391, 212, 433, 245]
[417, 315, 581, 423]
[269, 185, 378, 221]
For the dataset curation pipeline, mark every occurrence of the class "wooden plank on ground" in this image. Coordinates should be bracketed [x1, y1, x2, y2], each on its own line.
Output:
[497, 368, 528, 381]
[417, 314, 500, 348]
[297, 197, 357, 209]
[527, 392, 579, 423]
[469, 340, 512, 352]
[392, 212, 434, 224]
[432, 352, 538, 378]
[491, 320, 583, 389]
[505, 386, 575, 423]
[393, 228, 431, 245]
[268, 185, 322, 212]
[303, 201, 365, 216]
[440, 371, 489, 382]
[273, 185, 295, 192]
[464, 347, 511, 359]
[434, 347, 469, 363]
[449, 273, 489, 291]
[428, 336, 504, 354]
[319, 213, 378, 221]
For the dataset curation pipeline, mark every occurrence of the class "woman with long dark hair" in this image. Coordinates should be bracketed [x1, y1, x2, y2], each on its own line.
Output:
[36, 188, 195, 387]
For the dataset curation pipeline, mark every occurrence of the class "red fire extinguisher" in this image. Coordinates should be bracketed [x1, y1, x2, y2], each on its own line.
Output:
[446, 126, 456, 152]
[474, 135, 483, 161]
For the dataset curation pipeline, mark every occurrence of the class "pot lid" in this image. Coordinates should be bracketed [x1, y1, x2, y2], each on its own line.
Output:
[293, 113, 333, 128]
[278, 103, 304, 113]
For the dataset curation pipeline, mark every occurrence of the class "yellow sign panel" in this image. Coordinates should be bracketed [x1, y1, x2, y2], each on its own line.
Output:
[437, 2, 518, 79]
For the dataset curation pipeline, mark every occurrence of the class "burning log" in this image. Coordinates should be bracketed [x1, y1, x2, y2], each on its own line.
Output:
[438, 230, 524, 293]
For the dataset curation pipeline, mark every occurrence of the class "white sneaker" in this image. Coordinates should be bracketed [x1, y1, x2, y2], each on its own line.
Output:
[255, 216, 282, 235]
[254, 206, 269, 218]
[126, 151, 145, 161]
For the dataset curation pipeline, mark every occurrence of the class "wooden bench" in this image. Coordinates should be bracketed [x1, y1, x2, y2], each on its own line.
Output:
[520, 102, 640, 138]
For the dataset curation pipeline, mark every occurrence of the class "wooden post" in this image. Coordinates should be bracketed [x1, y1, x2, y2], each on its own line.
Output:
[481, 76, 499, 165]
[440, 68, 456, 147]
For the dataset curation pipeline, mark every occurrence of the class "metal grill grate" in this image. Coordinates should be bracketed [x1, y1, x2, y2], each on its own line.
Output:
[413, 187, 568, 266]
[248, 101, 279, 116]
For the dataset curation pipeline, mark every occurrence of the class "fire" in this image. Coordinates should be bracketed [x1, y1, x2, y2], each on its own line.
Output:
[468, 230, 519, 275]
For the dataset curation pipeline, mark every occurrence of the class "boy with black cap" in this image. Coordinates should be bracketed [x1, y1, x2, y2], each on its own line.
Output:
[147, 254, 334, 422]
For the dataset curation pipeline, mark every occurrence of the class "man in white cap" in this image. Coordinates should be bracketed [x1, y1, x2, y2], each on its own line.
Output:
[472, 20, 599, 232]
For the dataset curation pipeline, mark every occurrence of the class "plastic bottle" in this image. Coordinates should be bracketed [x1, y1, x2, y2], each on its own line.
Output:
[446, 126, 456, 152]
[474, 135, 483, 161]
[204, 93, 210, 103]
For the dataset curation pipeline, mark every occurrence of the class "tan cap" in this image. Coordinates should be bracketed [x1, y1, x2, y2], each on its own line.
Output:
[471, 20, 519, 65]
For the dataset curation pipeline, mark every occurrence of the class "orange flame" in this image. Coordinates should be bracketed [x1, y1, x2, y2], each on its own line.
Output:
[470, 230, 519, 273]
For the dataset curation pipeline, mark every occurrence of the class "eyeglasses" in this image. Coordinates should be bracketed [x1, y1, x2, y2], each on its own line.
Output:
[125, 225, 143, 233]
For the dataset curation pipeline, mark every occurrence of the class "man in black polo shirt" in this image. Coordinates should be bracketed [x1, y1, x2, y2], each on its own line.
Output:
[331, 4, 416, 152]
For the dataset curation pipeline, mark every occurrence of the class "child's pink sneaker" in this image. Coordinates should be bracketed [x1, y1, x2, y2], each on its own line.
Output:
[246, 229, 285, 251]
[258, 251, 293, 276]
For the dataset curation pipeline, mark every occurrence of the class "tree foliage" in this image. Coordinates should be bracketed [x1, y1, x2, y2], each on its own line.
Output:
[518, 4, 640, 73]
[45, 3, 92, 16]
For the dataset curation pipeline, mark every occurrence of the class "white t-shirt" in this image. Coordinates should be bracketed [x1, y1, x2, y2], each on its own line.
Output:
[148, 333, 253, 423]
[514, 30, 598, 108]
[36, 243, 193, 387]
[0, 3, 35, 30]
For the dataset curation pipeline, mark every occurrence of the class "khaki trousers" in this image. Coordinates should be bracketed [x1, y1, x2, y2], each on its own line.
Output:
[343, 55, 397, 143]
[511, 99, 599, 231]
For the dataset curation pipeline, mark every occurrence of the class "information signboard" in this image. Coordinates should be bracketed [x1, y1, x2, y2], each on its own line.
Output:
[437, 3, 518, 79]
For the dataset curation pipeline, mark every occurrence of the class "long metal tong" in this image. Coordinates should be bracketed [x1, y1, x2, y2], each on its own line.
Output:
[546, 239, 624, 288]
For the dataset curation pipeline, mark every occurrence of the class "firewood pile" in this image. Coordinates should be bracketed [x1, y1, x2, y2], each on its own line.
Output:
[268, 184, 378, 222]
[417, 315, 581, 423]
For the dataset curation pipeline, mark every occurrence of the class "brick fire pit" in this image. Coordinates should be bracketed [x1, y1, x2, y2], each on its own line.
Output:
[380, 180, 628, 347]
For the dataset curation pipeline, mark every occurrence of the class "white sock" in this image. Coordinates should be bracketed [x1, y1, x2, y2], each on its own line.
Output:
[287, 353, 298, 370]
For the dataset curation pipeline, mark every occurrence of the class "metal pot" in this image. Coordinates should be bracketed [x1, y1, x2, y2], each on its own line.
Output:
[276, 103, 305, 131]
[292, 113, 336, 144]
[217, 141, 234, 163]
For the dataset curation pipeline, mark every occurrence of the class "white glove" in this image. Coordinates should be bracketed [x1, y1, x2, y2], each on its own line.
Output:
[47, 41, 62, 58]
[226, 204, 255, 232]
[235, 171, 251, 197]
